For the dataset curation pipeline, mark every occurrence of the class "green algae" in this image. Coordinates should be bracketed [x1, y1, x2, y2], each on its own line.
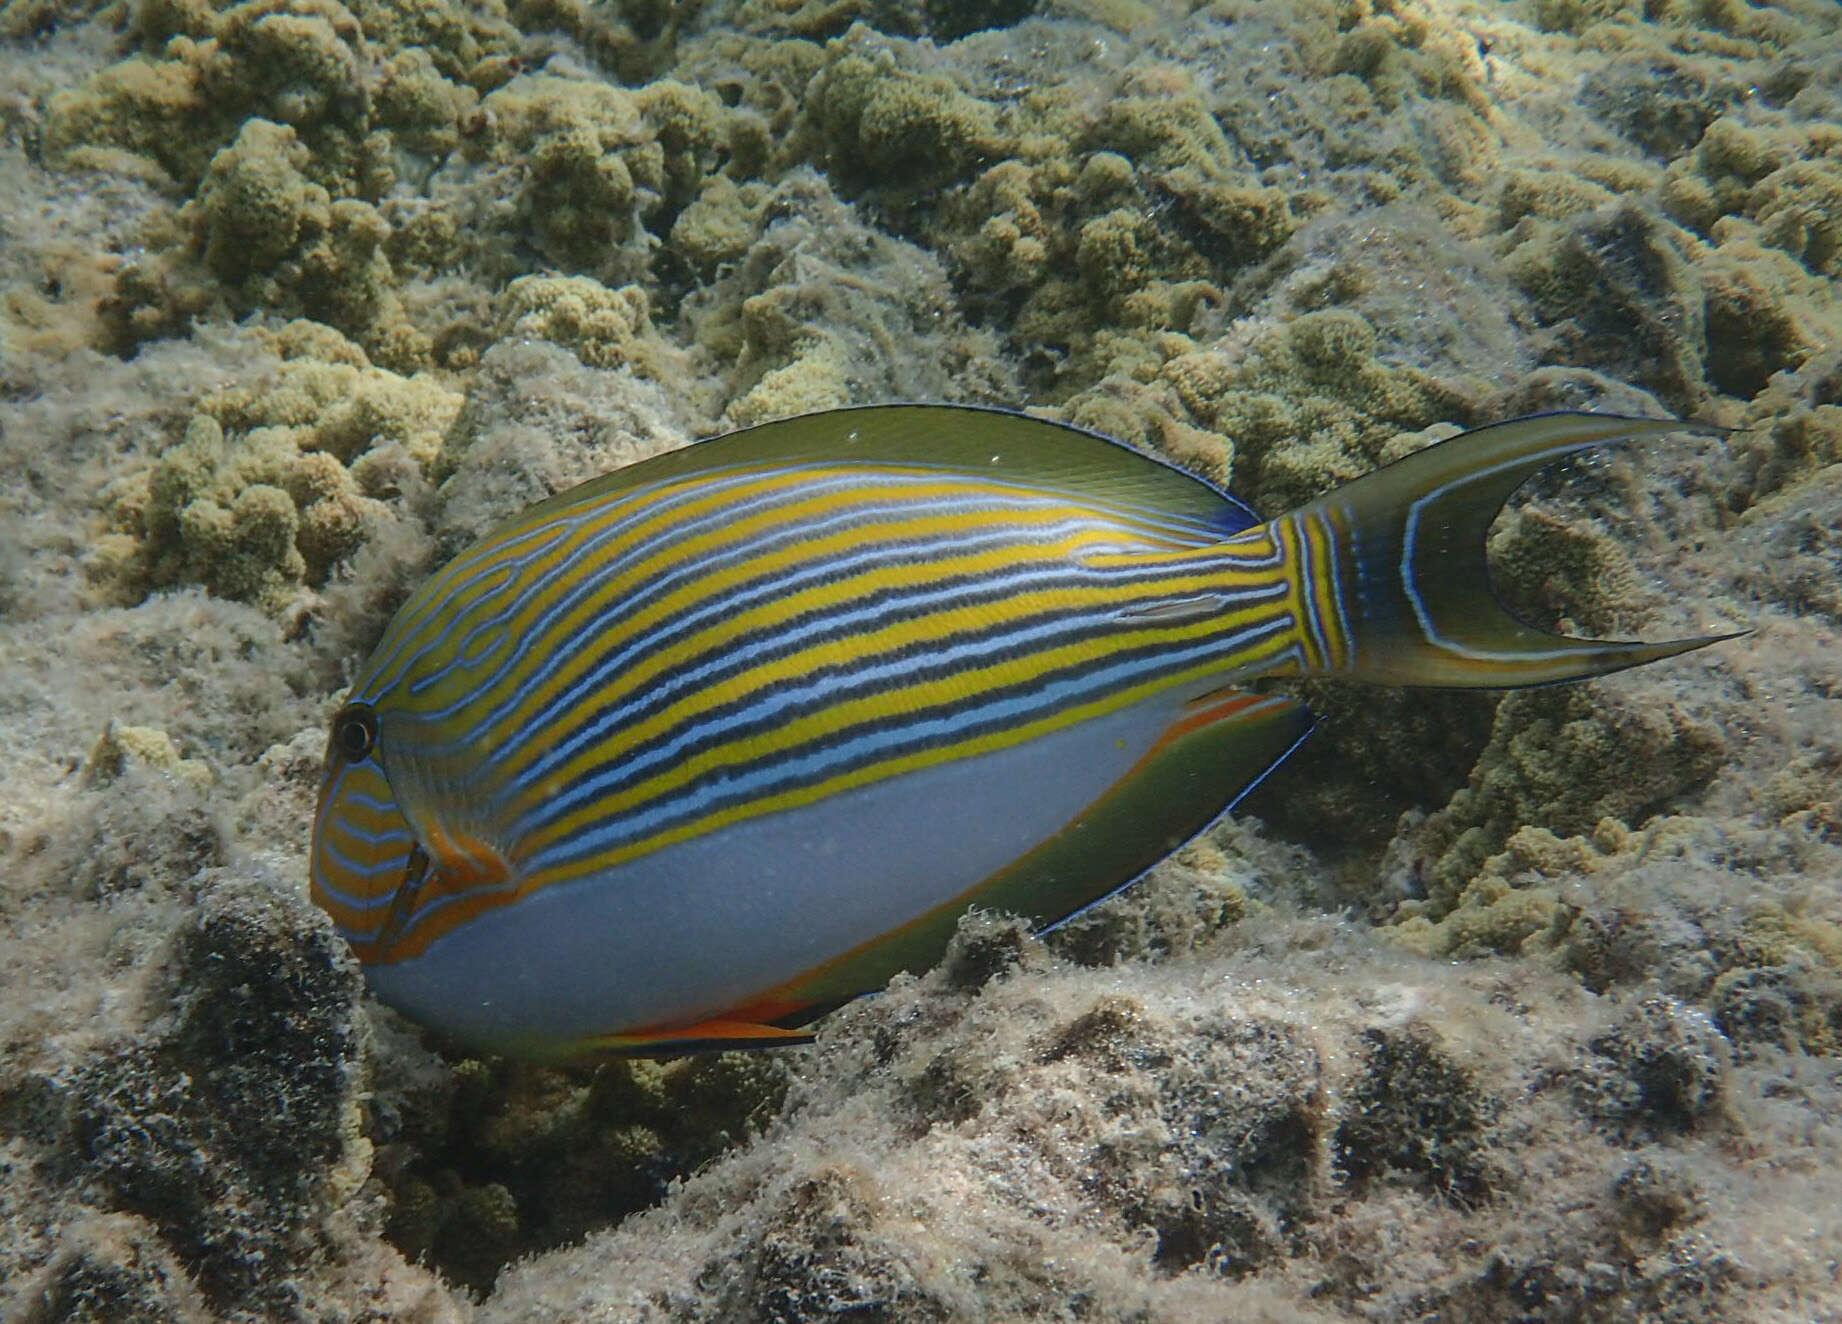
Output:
[99, 323, 457, 613]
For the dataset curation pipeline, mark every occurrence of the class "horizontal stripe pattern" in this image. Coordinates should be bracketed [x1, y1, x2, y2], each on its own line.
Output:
[332, 461, 1314, 960]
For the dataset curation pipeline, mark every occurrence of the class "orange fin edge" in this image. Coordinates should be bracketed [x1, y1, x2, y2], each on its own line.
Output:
[580, 1013, 819, 1056]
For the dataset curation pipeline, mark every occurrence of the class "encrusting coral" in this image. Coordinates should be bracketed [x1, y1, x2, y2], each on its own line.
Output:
[96, 321, 458, 613]
[1402, 682, 1730, 919]
[498, 273, 655, 371]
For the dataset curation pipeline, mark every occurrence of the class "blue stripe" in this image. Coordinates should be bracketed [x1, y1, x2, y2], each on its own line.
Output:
[529, 617, 1296, 870]
[1292, 514, 1332, 668]
[1401, 443, 1613, 661]
[365, 519, 580, 694]
[378, 462, 1248, 710]
[514, 592, 1292, 843]
[464, 539, 1287, 788]
[313, 841, 414, 910]
[404, 483, 1108, 723]
[1321, 505, 1354, 667]
[383, 466, 818, 699]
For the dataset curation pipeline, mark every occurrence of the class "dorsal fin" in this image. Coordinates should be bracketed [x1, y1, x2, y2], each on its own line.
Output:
[519, 404, 1258, 539]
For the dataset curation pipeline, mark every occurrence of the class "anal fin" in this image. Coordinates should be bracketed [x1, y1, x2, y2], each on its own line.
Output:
[579, 1006, 821, 1056]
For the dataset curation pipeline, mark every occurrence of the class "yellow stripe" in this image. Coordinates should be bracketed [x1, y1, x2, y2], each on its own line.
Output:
[372, 468, 810, 705]
[375, 628, 1302, 960]
[521, 590, 1292, 860]
[461, 472, 1205, 748]
[528, 632, 1302, 886]
[1303, 511, 1348, 671]
[475, 509, 1152, 787]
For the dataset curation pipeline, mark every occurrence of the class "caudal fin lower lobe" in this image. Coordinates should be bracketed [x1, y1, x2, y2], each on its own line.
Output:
[1280, 413, 1740, 689]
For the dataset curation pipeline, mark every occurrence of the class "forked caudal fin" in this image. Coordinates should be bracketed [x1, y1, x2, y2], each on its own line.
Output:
[1285, 412, 1744, 688]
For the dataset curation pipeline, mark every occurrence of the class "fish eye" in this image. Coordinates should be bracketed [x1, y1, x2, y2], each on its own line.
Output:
[332, 703, 378, 762]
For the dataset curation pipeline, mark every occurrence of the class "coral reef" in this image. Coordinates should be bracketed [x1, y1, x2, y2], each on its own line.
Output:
[1405, 678, 1731, 920]
[95, 322, 458, 613]
[498, 273, 655, 371]
[477, 914, 1842, 1323]
[375, 1049, 792, 1292]
[2, 0, 1841, 1319]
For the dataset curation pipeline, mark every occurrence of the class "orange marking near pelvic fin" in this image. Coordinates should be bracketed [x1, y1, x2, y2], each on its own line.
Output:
[1146, 689, 1274, 757]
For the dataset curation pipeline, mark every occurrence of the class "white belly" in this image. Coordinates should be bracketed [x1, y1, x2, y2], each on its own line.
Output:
[362, 689, 1188, 1052]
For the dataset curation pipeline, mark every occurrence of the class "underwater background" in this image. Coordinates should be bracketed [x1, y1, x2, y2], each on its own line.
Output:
[2, 0, 1840, 1318]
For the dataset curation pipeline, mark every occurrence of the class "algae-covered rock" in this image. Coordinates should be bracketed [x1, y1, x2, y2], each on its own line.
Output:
[681, 170, 1013, 426]
[41, 0, 379, 190]
[2, 866, 371, 1314]
[1139, 310, 1476, 512]
[373, 45, 478, 157]
[424, 337, 690, 554]
[27, 0, 522, 364]
[193, 119, 332, 282]
[355, 0, 518, 79]
[1502, 201, 1709, 411]
[13, 1215, 214, 1324]
[1575, 997, 1731, 1138]
[82, 721, 214, 794]
[1579, 51, 1746, 161]
[1710, 959, 1842, 1059]
[782, 40, 1308, 400]
[802, 52, 1005, 193]
[7, 0, 1842, 1319]
[1664, 114, 1842, 279]
[498, 274, 656, 371]
[451, 71, 738, 279]
[1333, 1023, 1494, 1203]
[1487, 502, 1649, 638]
[374, 1050, 792, 1292]
[1405, 681, 1729, 917]
[1696, 235, 1826, 401]
[1248, 681, 1498, 877]
[736, 0, 1038, 43]
[185, 119, 429, 366]
[1046, 836, 1255, 969]
[670, 173, 770, 274]
[475, 910, 1836, 1322]
[101, 324, 457, 611]
[72, 877, 363, 1304]
[40, 52, 220, 187]
[1730, 473, 1842, 627]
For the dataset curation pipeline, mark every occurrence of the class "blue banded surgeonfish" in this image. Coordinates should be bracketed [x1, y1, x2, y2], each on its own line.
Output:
[309, 406, 1734, 1058]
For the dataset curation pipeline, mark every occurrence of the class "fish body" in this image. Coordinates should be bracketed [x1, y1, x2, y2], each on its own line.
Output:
[310, 406, 1728, 1058]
